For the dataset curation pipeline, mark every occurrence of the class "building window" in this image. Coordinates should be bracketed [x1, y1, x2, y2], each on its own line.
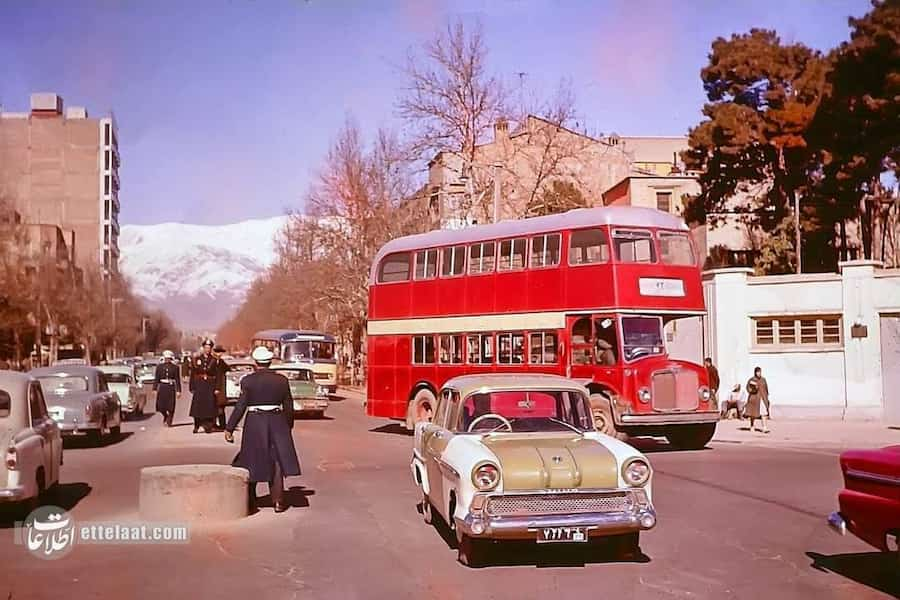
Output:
[569, 229, 610, 265]
[529, 332, 559, 364]
[414, 249, 438, 280]
[438, 334, 464, 364]
[412, 335, 436, 364]
[497, 238, 526, 271]
[441, 245, 466, 277]
[104, 226, 110, 245]
[378, 252, 411, 283]
[468, 241, 496, 275]
[656, 191, 672, 212]
[752, 316, 843, 349]
[104, 123, 111, 146]
[531, 233, 561, 268]
[466, 334, 493, 364]
[104, 201, 110, 220]
[613, 229, 656, 263]
[104, 176, 110, 196]
[497, 332, 525, 364]
[104, 150, 110, 170]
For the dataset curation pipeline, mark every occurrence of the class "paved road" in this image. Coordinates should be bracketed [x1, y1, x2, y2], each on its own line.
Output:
[1, 387, 896, 599]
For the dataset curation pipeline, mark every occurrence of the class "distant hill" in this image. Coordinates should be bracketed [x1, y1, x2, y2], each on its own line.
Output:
[119, 216, 289, 330]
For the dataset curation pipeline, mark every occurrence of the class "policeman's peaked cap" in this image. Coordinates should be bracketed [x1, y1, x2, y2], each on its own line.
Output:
[251, 346, 275, 364]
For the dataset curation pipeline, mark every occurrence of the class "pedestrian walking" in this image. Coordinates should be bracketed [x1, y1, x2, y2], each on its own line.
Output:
[745, 366, 770, 433]
[704, 357, 720, 407]
[224, 346, 301, 513]
[189, 339, 219, 433]
[213, 344, 231, 430]
[153, 350, 182, 427]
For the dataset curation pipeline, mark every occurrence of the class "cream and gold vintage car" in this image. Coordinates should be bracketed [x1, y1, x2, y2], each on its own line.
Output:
[412, 374, 656, 567]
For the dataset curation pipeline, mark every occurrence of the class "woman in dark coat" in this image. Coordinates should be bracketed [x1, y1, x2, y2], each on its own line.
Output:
[189, 339, 219, 433]
[745, 366, 770, 433]
[153, 350, 182, 426]
[225, 346, 301, 513]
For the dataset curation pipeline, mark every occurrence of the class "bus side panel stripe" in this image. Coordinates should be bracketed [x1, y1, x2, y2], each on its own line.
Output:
[367, 312, 568, 336]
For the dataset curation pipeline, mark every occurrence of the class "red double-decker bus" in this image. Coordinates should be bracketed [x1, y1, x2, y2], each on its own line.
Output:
[366, 206, 718, 449]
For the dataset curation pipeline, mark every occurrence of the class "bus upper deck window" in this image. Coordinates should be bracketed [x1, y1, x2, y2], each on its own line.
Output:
[569, 229, 609, 265]
[658, 232, 696, 266]
[613, 230, 656, 263]
[378, 252, 411, 283]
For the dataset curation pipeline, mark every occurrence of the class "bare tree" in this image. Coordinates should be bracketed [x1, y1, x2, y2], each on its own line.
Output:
[398, 18, 507, 166]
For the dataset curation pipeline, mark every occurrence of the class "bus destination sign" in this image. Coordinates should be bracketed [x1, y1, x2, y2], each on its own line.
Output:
[639, 278, 685, 297]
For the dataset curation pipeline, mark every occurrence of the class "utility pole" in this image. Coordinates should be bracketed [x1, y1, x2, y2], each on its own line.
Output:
[794, 192, 802, 274]
[111, 297, 123, 359]
[492, 163, 502, 223]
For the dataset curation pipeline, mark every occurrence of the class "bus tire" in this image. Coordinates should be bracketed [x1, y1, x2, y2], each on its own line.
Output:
[405, 388, 436, 431]
[589, 393, 627, 440]
[665, 423, 716, 450]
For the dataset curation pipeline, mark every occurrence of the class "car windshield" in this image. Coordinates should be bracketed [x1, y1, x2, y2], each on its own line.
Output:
[283, 340, 334, 362]
[457, 390, 593, 433]
[38, 376, 89, 395]
[274, 369, 313, 382]
[228, 364, 255, 374]
[104, 373, 131, 384]
[621, 316, 665, 361]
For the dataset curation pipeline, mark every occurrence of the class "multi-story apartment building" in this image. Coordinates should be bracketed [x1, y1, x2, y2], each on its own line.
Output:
[0, 93, 121, 278]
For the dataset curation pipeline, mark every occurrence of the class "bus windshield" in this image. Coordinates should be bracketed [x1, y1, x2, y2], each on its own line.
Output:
[621, 316, 664, 361]
[283, 340, 335, 362]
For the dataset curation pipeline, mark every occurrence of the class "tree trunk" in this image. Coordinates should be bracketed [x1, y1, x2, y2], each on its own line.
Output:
[839, 219, 847, 262]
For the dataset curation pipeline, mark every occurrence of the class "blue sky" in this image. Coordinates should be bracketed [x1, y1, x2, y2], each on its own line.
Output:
[1, 0, 872, 226]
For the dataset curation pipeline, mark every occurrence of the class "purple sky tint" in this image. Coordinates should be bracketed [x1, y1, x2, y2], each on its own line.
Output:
[0, 0, 871, 226]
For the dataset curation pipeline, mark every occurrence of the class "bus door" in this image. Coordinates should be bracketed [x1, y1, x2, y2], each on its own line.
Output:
[566, 315, 595, 380]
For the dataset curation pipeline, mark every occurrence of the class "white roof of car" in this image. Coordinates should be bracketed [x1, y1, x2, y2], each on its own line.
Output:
[269, 364, 314, 371]
[97, 365, 133, 375]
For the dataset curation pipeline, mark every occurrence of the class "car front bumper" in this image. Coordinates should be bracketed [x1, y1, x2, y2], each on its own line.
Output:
[293, 398, 329, 412]
[0, 486, 28, 502]
[455, 489, 657, 540]
[57, 420, 102, 435]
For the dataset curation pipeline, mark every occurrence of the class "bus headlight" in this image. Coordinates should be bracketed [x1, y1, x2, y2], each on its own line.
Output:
[622, 458, 651, 487]
[699, 386, 711, 402]
[638, 388, 651, 403]
[472, 462, 500, 491]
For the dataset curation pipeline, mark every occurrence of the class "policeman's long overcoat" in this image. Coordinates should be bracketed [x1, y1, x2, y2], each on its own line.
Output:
[226, 368, 301, 482]
[153, 361, 182, 414]
[189, 353, 219, 419]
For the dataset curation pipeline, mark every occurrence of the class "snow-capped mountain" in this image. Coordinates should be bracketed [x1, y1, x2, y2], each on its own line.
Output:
[119, 216, 289, 330]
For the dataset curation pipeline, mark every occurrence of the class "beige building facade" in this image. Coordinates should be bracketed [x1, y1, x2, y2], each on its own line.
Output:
[0, 93, 121, 277]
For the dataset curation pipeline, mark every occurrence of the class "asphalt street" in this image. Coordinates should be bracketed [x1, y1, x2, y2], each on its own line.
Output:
[0, 387, 896, 600]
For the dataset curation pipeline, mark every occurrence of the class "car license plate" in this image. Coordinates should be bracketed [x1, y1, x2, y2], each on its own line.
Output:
[536, 527, 587, 543]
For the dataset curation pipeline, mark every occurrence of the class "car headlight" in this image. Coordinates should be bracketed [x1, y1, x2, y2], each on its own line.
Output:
[699, 386, 711, 402]
[622, 457, 651, 487]
[472, 462, 500, 491]
[638, 388, 651, 403]
[316, 386, 328, 397]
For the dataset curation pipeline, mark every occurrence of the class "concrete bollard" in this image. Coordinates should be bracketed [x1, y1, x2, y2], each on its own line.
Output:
[139, 464, 250, 522]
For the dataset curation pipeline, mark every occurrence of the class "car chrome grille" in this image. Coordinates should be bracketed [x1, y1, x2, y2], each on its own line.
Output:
[652, 369, 699, 411]
[486, 493, 631, 516]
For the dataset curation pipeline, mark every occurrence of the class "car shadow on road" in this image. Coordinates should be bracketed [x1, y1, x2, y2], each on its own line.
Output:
[63, 431, 134, 450]
[124, 412, 157, 423]
[807, 551, 899, 597]
[626, 437, 713, 454]
[369, 423, 411, 436]
[0, 482, 92, 529]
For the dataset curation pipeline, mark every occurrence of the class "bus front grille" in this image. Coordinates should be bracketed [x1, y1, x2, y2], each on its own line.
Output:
[651, 370, 699, 411]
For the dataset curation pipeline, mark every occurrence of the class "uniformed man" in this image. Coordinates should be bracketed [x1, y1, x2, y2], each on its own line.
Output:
[189, 339, 219, 433]
[212, 344, 231, 430]
[225, 346, 301, 513]
[153, 350, 182, 427]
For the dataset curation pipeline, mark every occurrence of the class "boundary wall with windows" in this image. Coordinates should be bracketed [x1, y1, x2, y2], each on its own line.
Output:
[702, 261, 900, 421]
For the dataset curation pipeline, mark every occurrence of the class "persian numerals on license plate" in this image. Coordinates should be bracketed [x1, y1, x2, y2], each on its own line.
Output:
[638, 277, 685, 297]
[536, 527, 588, 543]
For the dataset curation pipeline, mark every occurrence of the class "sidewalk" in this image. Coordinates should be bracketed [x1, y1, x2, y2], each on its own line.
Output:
[712, 416, 900, 450]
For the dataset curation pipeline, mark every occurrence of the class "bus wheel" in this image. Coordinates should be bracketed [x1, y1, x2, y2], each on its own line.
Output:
[405, 389, 436, 430]
[665, 424, 716, 450]
[590, 394, 627, 440]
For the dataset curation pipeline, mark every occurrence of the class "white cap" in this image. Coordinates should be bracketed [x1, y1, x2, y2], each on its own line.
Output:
[251, 346, 274, 364]
[162, 350, 175, 359]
